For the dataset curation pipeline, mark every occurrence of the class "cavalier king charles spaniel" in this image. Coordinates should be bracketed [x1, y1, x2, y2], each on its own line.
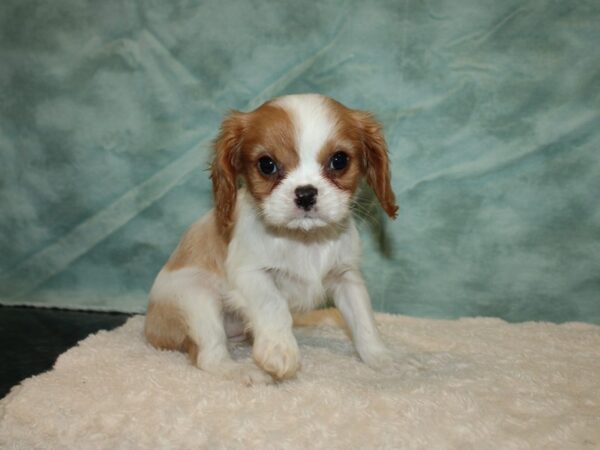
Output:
[145, 94, 398, 385]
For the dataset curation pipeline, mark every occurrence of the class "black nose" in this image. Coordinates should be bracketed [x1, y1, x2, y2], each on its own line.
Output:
[294, 185, 318, 211]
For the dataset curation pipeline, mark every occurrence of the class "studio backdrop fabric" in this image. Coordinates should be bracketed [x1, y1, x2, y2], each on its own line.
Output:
[1, 0, 599, 322]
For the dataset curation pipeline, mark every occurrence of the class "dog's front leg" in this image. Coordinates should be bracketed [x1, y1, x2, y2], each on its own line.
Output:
[328, 269, 392, 369]
[229, 271, 299, 379]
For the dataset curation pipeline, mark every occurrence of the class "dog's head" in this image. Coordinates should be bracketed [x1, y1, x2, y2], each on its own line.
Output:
[211, 94, 398, 237]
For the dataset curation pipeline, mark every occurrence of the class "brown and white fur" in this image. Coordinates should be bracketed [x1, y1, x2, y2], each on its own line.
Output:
[145, 94, 398, 385]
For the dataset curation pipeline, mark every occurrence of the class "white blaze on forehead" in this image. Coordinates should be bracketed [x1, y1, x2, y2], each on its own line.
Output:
[272, 94, 336, 166]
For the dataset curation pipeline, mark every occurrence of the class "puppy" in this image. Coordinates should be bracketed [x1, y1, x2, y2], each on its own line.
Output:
[145, 94, 398, 385]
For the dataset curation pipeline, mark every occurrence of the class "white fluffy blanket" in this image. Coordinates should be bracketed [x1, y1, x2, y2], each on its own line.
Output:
[1, 315, 599, 449]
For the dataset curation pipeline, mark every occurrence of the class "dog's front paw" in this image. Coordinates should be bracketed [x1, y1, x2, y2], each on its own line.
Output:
[359, 345, 394, 371]
[253, 332, 300, 380]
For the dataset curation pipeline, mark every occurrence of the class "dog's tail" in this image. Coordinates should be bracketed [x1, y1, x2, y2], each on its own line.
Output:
[292, 307, 348, 331]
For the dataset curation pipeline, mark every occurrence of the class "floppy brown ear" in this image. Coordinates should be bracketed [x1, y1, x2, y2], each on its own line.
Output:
[210, 111, 246, 238]
[354, 111, 399, 219]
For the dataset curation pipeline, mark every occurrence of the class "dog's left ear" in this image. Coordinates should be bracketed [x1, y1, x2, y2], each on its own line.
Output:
[354, 111, 399, 219]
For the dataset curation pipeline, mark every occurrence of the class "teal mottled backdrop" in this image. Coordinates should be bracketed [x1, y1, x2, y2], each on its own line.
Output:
[1, 0, 599, 322]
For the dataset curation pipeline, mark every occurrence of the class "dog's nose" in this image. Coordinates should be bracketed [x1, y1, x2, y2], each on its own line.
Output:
[294, 185, 318, 211]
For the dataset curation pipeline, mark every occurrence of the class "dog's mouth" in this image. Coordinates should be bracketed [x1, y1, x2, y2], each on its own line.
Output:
[285, 215, 329, 231]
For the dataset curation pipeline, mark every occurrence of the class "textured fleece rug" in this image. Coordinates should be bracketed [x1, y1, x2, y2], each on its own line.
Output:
[1, 314, 599, 449]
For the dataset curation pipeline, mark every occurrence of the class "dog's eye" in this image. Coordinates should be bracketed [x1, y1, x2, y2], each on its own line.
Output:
[258, 156, 278, 176]
[328, 151, 349, 171]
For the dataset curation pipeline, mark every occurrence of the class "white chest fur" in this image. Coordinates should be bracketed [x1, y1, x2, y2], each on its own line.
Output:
[225, 190, 361, 311]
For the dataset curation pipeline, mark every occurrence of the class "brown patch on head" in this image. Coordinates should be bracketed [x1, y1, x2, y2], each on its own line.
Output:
[317, 137, 362, 194]
[323, 98, 399, 219]
[239, 103, 298, 202]
[211, 103, 297, 238]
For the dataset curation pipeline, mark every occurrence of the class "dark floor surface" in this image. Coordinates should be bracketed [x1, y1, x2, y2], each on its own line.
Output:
[0, 306, 131, 398]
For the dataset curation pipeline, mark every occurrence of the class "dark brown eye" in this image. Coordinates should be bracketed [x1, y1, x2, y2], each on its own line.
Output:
[258, 156, 278, 175]
[329, 151, 349, 171]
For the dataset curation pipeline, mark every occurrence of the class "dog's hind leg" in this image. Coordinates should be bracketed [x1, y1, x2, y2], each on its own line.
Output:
[145, 268, 272, 386]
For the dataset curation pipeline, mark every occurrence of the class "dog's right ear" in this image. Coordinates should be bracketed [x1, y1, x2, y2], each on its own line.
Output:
[211, 111, 246, 239]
